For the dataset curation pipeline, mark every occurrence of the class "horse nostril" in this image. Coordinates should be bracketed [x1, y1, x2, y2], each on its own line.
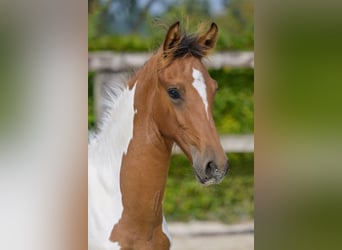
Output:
[205, 161, 217, 177]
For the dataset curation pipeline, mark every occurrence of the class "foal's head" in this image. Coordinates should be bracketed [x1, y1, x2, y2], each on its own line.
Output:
[153, 22, 229, 185]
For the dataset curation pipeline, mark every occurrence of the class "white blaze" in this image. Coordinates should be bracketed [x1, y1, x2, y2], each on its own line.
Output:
[192, 68, 209, 119]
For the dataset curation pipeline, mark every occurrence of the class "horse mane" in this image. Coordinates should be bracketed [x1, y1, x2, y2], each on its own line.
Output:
[88, 78, 129, 144]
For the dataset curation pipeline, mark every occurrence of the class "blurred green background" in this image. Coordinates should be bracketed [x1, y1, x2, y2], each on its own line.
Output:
[88, 0, 254, 224]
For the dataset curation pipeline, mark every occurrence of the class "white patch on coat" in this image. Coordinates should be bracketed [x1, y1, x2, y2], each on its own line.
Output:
[162, 215, 172, 245]
[192, 68, 209, 119]
[88, 83, 137, 250]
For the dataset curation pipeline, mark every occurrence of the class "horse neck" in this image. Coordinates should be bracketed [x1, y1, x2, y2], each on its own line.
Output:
[110, 56, 173, 244]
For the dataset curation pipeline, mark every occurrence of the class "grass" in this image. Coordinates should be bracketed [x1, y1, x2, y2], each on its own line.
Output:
[164, 153, 254, 224]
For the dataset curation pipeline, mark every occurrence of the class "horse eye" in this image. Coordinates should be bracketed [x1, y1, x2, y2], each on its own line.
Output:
[167, 88, 181, 100]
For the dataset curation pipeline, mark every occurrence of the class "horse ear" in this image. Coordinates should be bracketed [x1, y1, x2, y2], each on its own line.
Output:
[198, 22, 218, 51]
[163, 21, 181, 51]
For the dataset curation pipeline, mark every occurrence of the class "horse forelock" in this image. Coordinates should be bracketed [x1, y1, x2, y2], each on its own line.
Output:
[158, 32, 207, 70]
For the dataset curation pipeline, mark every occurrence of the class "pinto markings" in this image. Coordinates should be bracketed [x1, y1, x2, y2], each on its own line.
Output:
[88, 83, 137, 250]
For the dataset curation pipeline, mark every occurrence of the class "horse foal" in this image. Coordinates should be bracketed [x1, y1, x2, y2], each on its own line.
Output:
[88, 21, 229, 250]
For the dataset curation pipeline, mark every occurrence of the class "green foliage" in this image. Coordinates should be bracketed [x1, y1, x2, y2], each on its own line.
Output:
[210, 68, 254, 134]
[215, 0, 254, 50]
[89, 35, 151, 52]
[88, 33, 253, 52]
[164, 153, 254, 223]
[88, 0, 254, 51]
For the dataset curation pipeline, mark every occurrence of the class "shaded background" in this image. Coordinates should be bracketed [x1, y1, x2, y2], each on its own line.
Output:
[88, 0, 254, 225]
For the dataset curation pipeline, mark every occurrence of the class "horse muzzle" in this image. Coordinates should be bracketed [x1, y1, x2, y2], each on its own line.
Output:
[193, 159, 229, 185]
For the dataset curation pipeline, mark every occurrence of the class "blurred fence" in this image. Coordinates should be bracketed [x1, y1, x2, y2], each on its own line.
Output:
[89, 51, 254, 153]
[172, 134, 254, 153]
[89, 51, 254, 71]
